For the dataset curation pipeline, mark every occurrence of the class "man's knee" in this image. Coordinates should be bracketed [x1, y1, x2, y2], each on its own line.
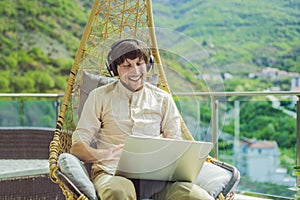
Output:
[94, 175, 136, 200]
[166, 182, 213, 200]
[169, 182, 190, 193]
[100, 185, 135, 199]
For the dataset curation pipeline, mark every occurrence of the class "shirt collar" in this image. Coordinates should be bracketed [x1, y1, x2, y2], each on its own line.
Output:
[116, 80, 144, 99]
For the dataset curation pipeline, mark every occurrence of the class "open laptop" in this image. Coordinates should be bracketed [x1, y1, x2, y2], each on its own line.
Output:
[114, 135, 213, 182]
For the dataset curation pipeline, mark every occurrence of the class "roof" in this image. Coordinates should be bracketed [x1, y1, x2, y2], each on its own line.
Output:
[248, 141, 277, 149]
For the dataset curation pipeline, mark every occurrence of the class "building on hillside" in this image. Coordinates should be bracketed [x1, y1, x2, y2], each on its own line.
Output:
[248, 67, 300, 80]
[290, 77, 300, 108]
[235, 138, 295, 186]
[291, 77, 300, 91]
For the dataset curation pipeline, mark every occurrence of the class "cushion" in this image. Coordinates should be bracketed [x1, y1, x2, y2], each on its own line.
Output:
[58, 153, 98, 200]
[194, 161, 232, 198]
[78, 71, 117, 116]
[78, 71, 159, 116]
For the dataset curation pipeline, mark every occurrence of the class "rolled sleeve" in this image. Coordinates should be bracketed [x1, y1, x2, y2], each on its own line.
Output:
[72, 89, 102, 145]
[161, 94, 182, 139]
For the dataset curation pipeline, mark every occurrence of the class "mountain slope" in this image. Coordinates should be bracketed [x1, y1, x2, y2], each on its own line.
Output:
[1, 0, 299, 93]
[152, 0, 300, 75]
[1, 0, 91, 92]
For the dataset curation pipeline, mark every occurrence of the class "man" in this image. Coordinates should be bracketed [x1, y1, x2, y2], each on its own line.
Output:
[70, 38, 213, 200]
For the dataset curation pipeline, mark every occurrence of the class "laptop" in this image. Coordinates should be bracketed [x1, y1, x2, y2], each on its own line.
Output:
[114, 135, 213, 182]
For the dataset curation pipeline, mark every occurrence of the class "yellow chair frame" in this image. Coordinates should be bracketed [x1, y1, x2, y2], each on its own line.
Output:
[49, 0, 238, 199]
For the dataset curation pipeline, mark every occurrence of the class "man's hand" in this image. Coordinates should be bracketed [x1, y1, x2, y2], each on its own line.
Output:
[70, 142, 124, 163]
[105, 144, 124, 161]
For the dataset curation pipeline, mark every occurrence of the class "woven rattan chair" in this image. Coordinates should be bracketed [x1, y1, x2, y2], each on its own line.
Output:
[49, 0, 239, 199]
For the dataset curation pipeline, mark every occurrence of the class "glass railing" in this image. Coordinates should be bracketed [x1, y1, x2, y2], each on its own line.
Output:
[0, 93, 63, 128]
[174, 91, 300, 199]
[0, 92, 299, 199]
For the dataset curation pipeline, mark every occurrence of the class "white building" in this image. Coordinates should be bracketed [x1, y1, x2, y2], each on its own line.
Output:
[249, 67, 299, 80]
[291, 77, 300, 91]
[236, 138, 295, 186]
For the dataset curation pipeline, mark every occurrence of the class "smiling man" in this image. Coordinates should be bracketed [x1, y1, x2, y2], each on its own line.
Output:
[70, 38, 213, 200]
[118, 57, 146, 91]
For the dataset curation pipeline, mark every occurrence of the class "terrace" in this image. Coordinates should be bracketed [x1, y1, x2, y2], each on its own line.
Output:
[0, 91, 299, 199]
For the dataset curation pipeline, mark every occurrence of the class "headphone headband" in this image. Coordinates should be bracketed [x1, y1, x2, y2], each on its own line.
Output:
[106, 38, 154, 77]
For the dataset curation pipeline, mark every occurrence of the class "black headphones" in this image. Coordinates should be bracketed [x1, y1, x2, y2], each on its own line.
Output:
[106, 38, 155, 77]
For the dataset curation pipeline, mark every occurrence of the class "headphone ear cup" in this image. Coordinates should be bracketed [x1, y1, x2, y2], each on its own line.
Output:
[147, 55, 155, 72]
[106, 61, 113, 77]
[106, 61, 118, 77]
[112, 64, 118, 76]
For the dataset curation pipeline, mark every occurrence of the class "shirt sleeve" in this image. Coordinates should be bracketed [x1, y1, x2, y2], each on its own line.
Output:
[72, 89, 102, 145]
[161, 93, 182, 139]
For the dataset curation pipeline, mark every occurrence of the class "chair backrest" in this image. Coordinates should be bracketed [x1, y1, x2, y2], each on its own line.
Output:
[49, 0, 194, 198]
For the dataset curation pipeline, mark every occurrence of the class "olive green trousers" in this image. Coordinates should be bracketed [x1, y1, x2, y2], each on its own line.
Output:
[93, 171, 213, 200]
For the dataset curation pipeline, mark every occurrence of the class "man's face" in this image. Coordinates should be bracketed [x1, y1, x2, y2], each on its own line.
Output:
[117, 57, 147, 92]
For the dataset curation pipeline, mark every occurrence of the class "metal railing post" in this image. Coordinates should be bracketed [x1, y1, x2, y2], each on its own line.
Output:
[296, 95, 300, 197]
[234, 100, 240, 165]
[211, 95, 218, 158]
[55, 98, 60, 122]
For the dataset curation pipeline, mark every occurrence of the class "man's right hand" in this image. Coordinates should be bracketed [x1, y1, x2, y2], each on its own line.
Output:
[70, 142, 124, 163]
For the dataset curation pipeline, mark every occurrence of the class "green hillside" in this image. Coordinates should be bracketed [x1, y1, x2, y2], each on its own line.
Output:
[1, 0, 299, 93]
[153, 0, 300, 74]
[1, 0, 91, 93]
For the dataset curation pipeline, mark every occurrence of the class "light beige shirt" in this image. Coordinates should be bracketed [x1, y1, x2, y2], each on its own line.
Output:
[72, 80, 181, 174]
